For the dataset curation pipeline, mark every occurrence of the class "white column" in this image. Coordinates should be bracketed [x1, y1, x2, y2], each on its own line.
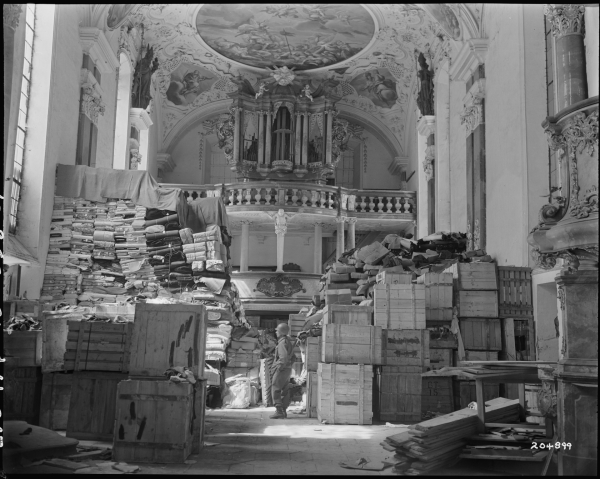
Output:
[313, 222, 324, 274]
[346, 217, 357, 250]
[325, 110, 333, 164]
[302, 113, 309, 167]
[416, 116, 435, 239]
[273, 209, 288, 273]
[264, 110, 272, 166]
[240, 220, 251, 272]
[233, 107, 240, 163]
[335, 216, 346, 259]
[258, 111, 265, 165]
[584, 6, 599, 97]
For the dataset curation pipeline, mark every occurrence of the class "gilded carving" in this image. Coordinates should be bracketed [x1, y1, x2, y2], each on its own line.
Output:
[537, 380, 557, 418]
[254, 274, 306, 298]
[544, 4, 585, 38]
[3, 4, 21, 29]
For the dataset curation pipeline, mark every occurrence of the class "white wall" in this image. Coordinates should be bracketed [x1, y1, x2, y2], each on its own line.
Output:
[362, 131, 400, 190]
[163, 126, 207, 184]
[230, 235, 315, 273]
[484, 4, 548, 267]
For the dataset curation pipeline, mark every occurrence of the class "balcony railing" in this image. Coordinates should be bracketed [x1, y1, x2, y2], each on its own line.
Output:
[160, 182, 416, 216]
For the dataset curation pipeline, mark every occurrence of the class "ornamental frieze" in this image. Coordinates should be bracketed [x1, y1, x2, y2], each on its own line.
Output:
[254, 274, 306, 298]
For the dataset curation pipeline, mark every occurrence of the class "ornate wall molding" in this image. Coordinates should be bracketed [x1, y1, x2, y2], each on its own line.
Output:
[79, 27, 120, 74]
[254, 274, 306, 298]
[81, 83, 106, 125]
[3, 4, 22, 30]
[460, 103, 484, 135]
[129, 108, 153, 131]
[417, 115, 436, 137]
[156, 153, 175, 173]
[537, 380, 558, 418]
[544, 4, 586, 38]
[423, 146, 435, 182]
[449, 38, 488, 82]
[557, 284, 566, 311]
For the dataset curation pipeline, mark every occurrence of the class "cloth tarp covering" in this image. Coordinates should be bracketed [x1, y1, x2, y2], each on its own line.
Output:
[55, 164, 228, 233]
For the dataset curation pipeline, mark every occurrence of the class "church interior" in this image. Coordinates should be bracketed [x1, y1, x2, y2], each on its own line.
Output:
[2, 3, 598, 476]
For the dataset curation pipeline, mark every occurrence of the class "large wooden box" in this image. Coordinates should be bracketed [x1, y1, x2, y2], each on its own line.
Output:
[66, 371, 127, 440]
[113, 380, 195, 463]
[321, 324, 383, 365]
[373, 284, 426, 330]
[39, 372, 73, 430]
[497, 266, 533, 318]
[305, 337, 321, 373]
[3, 330, 42, 367]
[375, 271, 413, 285]
[457, 380, 500, 409]
[64, 321, 133, 372]
[444, 263, 498, 291]
[325, 289, 352, 305]
[429, 329, 458, 349]
[421, 376, 454, 416]
[130, 303, 207, 378]
[375, 367, 422, 422]
[317, 363, 373, 425]
[417, 273, 453, 322]
[322, 304, 373, 326]
[42, 312, 75, 373]
[428, 348, 453, 371]
[306, 371, 318, 418]
[381, 329, 430, 370]
[456, 291, 499, 318]
[459, 318, 502, 351]
[3, 362, 42, 425]
[288, 314, 306, 337]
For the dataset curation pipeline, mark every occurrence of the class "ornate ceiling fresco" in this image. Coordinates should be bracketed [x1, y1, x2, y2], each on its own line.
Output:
[106, 4, 482, 155]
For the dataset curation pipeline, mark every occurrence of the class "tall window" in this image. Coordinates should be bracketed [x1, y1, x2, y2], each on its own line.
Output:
[76, 54, 100, 167]
[8, 4, 36, 234]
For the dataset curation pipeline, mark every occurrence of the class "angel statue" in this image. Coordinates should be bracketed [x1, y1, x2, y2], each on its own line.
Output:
[300, 84, 314, 102]
[255, 82, 269, 99]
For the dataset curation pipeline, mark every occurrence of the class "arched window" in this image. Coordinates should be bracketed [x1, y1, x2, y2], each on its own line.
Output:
[270, 107, 292, 163]
[113, 51, 133, 169]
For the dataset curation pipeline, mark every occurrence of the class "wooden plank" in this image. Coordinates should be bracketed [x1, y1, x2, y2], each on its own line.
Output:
[444, 263, 498, 291]
[475, 379, 486, 433]
[3, 330, 43, 367]
[429, 348, 452, 371]
[40, 373, 73, 430]
[130, 304, 207, 378]
[66, 371, 126, 441]
[3, 365, 43, 424]
[375, 271, 413, 285]
[382, 329, 429, 369]
[459, 318, 502, 350]
[306, 372, 318, 418]
[322, 305, 373, 326]
[113, 379, 194, 463]
[192, 380, 207, 454]
[305, 337, 321, 373]
[456, 291, 499, 318]
[377, 368, 422, 421]
[457, 380, 500, 409]
[42, 313, 75, 373]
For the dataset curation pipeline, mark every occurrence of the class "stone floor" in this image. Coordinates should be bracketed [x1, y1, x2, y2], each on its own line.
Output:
[12, 405, 557, 475]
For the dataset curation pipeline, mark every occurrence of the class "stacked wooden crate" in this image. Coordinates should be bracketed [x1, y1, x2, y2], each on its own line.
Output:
[64, 321, 132, 440]
[373, 275, 426, 330]
[318, 303, 377, 425]
[112, 304, 208, 463]
[416, 272, 453, 324]
[288, 313, 305, 359]
[444, 263, 502, 408]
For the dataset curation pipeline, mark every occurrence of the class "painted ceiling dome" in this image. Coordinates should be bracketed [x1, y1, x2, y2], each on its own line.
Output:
[195, 4, 376, 71]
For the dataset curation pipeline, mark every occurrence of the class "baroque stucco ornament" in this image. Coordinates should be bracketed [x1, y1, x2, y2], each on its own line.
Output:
[81, 83, 106, 125]
[460, 104, 483, 135]
[3, 4, 21, 29]
[254, 274, 306, 298]
[544, 4, 586, 37]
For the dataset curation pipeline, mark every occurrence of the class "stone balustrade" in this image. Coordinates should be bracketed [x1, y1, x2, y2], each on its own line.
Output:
[159, 181, 416, 217]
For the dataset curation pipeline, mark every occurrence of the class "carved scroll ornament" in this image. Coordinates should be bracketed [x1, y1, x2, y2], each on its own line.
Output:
[537, 380, 558, 418]
[254, 274, 306, 297]
[81, 83, 106, 125]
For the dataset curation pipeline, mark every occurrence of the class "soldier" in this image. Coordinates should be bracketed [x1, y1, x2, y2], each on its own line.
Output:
[270, 323, 296, 419]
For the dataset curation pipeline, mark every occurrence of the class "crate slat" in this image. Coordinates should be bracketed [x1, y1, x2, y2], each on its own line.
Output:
[382, 329, 430, 370]
[322, 305, 373, 326]
[373, 284, 426, 330]
[497, 267, 533, 318]
[459, 318, 502, 351]
[456, 290, 499, 318]
[375, 367, 422, 422]
[444, 263, 498, 291]
[39, 372, 73, 430]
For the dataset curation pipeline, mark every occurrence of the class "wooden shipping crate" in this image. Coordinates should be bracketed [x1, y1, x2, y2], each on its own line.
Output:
[421, 376, 454, 416]
[382, 329, 430, 370]
[306, 371, 318, 418]
[457, 380, 500, 409]
[444, 263, 498, 291]
[317, 363, 373, 425]
[455, 291, 499, 318]
[67, 371, 127, 440]
[322, 304, 373, 326]
[325, 282, 358, 291]
[428, 348, 453, 371]
[325, 289, 352, 305]
[226, 351, 261, 368]
[130, 303, 207, 378]
[113, 380, 195, 463]
[321, 324, 383, 365]
[64, 321, 133, 372]
[42, 311, 80, 373]
[39, 372, 73, 430]
[464, 350, 499, 361]
[3, 330, 42, 367]
[459, 318, 502, 351]
[305, 337, 322, 372]
[497, 266, 533, 318]
[373, 284, 426, 330]
[429, 329, 458, 349]
[192, 380, 208, 453]
[3, 362, 42, 425]
[327, 272, 351, 283]
[375, 367, 422, 422]
[375, 271, 413, 285]
[289, 314, 306, 336]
